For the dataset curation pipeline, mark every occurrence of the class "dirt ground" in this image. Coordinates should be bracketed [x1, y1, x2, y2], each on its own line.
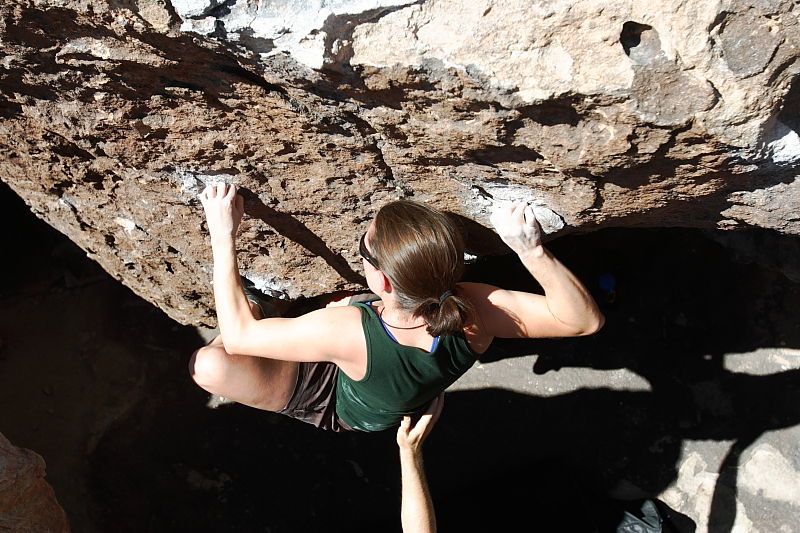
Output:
[1, 181, 799, 532]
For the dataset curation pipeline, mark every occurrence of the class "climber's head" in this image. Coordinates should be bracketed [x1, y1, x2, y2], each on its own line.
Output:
[362, 199, 473, 336]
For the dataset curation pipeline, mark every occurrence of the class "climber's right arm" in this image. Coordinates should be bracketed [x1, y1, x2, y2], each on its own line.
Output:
[464, 202, 604, 339]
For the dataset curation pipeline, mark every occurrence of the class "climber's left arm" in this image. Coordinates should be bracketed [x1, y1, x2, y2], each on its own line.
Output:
[198, 182, 358, 364]
[199, 182, 260, 353]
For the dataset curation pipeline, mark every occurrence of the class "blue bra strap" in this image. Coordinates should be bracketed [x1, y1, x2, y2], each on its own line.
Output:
[370, 304, 440, 350]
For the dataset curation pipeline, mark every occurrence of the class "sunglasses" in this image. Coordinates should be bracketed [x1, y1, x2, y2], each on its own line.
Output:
[359, 232, 380, 269]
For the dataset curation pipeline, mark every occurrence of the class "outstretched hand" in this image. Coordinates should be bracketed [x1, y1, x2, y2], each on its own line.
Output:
[199, 182, 245, 241]
[397, 393, 444, 455]
[489, 201, 543, 257]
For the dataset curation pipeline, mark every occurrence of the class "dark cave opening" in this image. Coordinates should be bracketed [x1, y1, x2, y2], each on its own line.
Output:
[1, 181, 798, 532]
[777, 75, 799, 134]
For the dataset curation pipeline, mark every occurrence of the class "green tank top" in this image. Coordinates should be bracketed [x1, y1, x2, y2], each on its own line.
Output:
[335, 302, 479, 432]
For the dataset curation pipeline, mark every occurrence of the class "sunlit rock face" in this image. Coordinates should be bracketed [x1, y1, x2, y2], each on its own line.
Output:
[0, 433, 69, 532]
[0, 0, 798, 325]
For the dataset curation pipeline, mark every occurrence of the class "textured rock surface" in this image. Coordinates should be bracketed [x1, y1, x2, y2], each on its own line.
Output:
[0, 0, 798, 325]
[0, 432, 70, 532]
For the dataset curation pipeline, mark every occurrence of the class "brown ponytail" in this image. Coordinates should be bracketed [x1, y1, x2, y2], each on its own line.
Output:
[371, 200, 474, 336]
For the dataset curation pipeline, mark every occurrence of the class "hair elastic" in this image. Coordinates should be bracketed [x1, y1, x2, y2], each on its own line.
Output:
[438, 290, 453, 304]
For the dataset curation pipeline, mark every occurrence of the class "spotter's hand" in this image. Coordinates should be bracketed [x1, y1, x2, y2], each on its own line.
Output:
[489, 201, 543, 257]
[396, 393, 444, 455]
[199, 182, 244, 240]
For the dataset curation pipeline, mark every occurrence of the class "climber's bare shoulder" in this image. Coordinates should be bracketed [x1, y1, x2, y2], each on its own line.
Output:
[232, 305, 367, 376]
[459, 281, 578, 345]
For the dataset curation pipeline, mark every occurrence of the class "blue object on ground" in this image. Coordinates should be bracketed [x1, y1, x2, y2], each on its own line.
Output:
[599, 273, 616, 293]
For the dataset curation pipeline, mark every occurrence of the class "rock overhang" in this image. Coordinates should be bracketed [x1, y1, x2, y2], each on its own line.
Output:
[0, 0, 798, 325]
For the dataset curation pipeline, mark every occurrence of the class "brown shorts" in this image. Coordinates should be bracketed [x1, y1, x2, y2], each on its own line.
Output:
[277, 360, 354, 432]
[275, 294, 379, 432]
